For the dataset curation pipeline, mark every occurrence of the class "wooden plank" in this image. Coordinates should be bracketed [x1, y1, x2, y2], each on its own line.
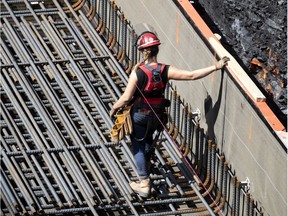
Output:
[209, 37, 266, 102]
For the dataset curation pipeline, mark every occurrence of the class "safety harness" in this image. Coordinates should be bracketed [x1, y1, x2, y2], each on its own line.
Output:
[133, 63, 169, 141]
[133, 63, 167, 111]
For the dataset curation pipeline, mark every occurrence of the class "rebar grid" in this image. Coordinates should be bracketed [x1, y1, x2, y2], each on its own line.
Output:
[1, 0, 264, 215]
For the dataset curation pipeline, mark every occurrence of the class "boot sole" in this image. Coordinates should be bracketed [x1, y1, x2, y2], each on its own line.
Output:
[136, 191, 150, 198]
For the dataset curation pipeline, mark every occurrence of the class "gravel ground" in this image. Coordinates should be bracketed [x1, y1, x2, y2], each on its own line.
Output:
[194, 0, 287, 128]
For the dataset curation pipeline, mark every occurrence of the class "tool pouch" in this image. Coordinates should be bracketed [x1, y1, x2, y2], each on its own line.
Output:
[110, 105, 133, 142]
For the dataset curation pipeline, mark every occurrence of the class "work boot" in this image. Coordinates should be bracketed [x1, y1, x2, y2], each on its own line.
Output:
[130, 178, 151, 198]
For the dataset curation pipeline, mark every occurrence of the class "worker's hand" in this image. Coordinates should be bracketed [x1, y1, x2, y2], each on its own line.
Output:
[109, 108, 117, 119]
[215, 56, 230, 70]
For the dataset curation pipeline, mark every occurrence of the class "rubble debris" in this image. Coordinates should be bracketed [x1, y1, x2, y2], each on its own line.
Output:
[195, 0, 287, 124]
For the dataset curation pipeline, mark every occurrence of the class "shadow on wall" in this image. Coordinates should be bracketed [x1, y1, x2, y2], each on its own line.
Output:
[204, 70, 227, 150]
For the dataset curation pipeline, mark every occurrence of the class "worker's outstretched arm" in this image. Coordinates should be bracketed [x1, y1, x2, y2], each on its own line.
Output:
[168, 56, 229, 81]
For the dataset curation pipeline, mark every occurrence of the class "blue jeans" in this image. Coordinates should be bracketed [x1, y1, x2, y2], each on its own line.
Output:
[131, 111, 161, 179]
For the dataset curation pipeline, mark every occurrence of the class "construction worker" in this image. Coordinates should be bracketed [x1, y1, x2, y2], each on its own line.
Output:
[110, 31, 229, 198]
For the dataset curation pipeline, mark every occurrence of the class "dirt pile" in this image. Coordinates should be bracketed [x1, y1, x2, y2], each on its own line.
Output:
[194, 0, 287, 127]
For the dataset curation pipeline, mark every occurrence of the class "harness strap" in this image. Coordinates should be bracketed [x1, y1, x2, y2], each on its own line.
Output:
[140, 64, 165, 84]
[143, 64, 162, 75]
[135, 64, 166, 109]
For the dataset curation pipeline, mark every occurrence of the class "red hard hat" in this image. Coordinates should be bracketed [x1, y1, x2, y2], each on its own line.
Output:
[137, 32, 160, 50]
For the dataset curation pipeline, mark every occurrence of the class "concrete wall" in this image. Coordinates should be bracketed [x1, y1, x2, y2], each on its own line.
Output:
[114, 1, 287, 215]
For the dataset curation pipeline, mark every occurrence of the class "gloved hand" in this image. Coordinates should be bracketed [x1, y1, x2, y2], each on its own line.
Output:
[215, 56, 230, 70]
[109, 108, 117, 119]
